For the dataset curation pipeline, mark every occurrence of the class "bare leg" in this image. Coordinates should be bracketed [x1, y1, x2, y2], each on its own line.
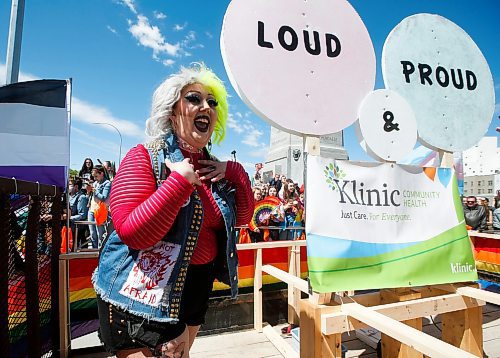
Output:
[187, 325, 201, 350]
[116, 325, 190, 358]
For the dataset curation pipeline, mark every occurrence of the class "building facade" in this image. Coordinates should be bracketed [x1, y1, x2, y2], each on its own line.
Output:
[263, 127, 348, 185]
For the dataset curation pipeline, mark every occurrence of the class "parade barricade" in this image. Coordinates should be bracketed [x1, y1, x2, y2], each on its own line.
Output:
[0, 176, 63, 358]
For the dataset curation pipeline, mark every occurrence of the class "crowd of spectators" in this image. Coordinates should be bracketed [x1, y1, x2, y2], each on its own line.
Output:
[67, 158, 116, 248]
[463, 195, 500, 231]
[238, 172, 306, 243]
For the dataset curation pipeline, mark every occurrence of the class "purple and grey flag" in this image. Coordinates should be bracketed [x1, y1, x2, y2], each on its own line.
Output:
[0, 79, 70, 188]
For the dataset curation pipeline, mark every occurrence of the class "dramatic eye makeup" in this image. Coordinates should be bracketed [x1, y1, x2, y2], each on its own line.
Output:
[184, 92, 218, 108]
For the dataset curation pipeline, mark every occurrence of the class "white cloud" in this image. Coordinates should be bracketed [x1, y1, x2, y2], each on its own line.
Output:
[242, 128, 264, 147]
[162, 59, 175, 67]
[153, 11, 166, 20]
[71, 97, 144, 138]
[173, 23, 187, 31]
[235, 112, 243, 118]
[107, 25, 118, 35]
[182, 31, 204, 50]
[205, 31, 213, 39]
[128, 14, 180, 57]
[227, 114, 244, 134]
[120, 0, 137, 14]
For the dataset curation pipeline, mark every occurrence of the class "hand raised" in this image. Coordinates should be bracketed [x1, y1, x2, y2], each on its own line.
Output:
[165, 158, 202, 186]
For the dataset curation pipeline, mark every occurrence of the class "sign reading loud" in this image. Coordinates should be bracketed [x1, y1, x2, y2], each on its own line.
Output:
[221, 0, 375, 136]
[257, 21, 342, 58]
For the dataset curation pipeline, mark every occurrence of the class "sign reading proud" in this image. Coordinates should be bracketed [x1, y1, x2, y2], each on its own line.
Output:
[221, 0, 376, 136]
[382, 14, 495, 152]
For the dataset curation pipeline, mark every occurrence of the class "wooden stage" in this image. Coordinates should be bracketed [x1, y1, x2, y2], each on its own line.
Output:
[72, 302, 499, 358]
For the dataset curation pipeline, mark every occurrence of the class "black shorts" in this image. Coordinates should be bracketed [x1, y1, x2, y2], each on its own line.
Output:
[97, 261, 215, 354]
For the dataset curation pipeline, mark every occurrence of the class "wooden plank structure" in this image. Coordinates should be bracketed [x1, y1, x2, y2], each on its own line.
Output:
[251, 251, 500, 358]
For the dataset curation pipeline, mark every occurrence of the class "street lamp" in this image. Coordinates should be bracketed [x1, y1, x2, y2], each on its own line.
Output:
[231, 150, 237, 161]
[93, 122, 123, 166]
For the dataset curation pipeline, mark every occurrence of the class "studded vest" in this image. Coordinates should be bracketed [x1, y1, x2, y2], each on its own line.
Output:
[92, 133, 239, 322]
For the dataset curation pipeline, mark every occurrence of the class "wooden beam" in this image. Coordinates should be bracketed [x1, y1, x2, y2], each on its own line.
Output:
[237, 240, 306, 251]
[300, 299, 342, 358]
[457, 286, 500, 305]
[263, 324, 298, 358]
[322, 293, 484, 335]
[380, 288, 423, 358]
[333, 291, 381, 307]
[442, 304, 483, 356]
[288, 246, 301, 325]
[262, 264, 309, 294]
[254, 248, 263, 332]
[343, 303, 477, 358]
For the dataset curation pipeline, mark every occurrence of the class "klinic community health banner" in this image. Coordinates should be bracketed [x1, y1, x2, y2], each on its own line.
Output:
[306, 157, 477, 292]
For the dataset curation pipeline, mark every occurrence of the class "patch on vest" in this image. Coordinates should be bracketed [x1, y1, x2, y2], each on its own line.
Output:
[119, 241, 181, 307]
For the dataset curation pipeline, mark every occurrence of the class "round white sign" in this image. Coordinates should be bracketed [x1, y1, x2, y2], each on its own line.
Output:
[221, 0, 376, 136]
[382, 14, 495, 152]
[356, 89, 417, 162]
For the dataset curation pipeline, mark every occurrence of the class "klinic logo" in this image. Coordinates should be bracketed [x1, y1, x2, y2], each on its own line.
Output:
[450, 262, 475, 274]
[324, 163, 401, 207]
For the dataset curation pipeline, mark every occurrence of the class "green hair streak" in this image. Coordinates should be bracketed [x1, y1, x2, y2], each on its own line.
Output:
[198, 67, 228, 145]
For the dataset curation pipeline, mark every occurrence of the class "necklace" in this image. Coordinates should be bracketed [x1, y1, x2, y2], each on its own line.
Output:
[177, 137, 203, 153]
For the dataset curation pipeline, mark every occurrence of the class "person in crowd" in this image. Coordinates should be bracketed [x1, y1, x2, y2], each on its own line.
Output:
[269, 173, 282, 193]
[266, 186, 283, 241]
[88, 165, 111, 249]
[261, 185, 268, 198]
[93, 64, 253, 358]
[79, 158, 94, 185]
[103, 160, 116, 181]
[68, 178, 89, 240]
[280, 179, 298, 202]
[492, 197, 500, 230]
[268, 186, 278, 198]
[249, 187, 264, 242]
[482, 198, 494, 229]
[463, 196, 487, 231]
[253, 186, 263, 202]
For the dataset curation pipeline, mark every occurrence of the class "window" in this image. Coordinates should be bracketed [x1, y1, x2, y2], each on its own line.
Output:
[471, 182, 473, 186]
[488, 180, 493, 186]
[477, 181, 481, 186]
[488, 189, 493, 194]
[464, 189, 468, 194]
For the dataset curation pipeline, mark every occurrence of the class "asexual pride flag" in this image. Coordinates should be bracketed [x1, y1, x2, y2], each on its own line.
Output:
[0, 79, 70, 188]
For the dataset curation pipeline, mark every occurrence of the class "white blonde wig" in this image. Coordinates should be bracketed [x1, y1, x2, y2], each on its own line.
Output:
[145, 63, 228, 144]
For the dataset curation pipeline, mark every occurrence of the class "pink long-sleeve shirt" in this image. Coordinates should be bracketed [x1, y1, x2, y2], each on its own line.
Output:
[109, 144, 253, 263]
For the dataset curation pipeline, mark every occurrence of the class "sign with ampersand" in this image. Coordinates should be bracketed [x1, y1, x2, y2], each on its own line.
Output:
[356, 89, 417, 162]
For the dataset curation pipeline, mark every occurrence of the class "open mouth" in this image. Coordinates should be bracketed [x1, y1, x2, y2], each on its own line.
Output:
[194, 114, 210, 133]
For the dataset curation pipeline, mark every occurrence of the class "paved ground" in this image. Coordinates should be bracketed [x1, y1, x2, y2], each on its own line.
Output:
[72, 303, 500, 357]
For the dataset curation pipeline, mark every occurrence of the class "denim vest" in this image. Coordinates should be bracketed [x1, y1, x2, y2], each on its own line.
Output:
[93, 134, 239, 322]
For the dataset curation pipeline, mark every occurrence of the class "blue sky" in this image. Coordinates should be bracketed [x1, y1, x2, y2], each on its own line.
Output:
[0, 0, 498, 173]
